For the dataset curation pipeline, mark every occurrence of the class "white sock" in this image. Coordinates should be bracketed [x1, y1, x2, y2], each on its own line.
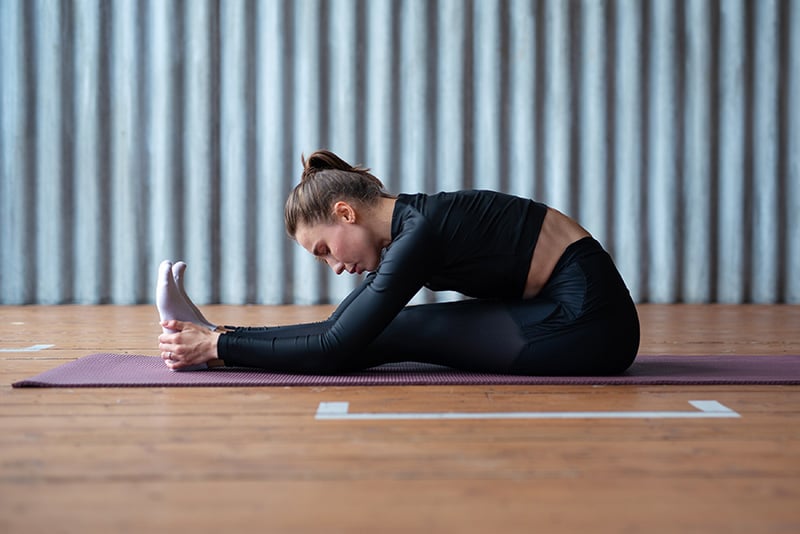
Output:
[155, 260, 210, 371]
[171, 261, 217, 330]
[156, 260, 181, 334]
[156, 260, 216, 333]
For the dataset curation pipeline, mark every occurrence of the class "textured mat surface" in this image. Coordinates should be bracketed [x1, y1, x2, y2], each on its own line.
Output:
[11, 353, 800, 387]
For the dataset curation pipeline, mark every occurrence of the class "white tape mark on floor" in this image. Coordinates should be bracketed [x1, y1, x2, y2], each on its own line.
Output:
[315, 400, 740, 421]
[0, 344, 55, 353]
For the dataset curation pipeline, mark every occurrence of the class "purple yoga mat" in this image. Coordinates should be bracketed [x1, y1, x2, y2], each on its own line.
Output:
[11, 353, 800, 387]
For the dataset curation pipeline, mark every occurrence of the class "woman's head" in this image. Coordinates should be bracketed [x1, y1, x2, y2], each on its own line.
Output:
[284, 150, 393, 238]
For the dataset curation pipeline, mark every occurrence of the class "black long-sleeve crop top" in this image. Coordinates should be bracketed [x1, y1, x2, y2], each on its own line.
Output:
[217, 190, 548, 372]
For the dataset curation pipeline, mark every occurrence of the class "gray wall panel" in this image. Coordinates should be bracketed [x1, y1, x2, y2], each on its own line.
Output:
[1, 0, 798, 304]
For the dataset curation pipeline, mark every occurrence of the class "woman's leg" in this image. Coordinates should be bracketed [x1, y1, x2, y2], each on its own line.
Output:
[357, 299, 532, 372]
[506, 297, 639, 375]
[506, 239, 640, 375]
[221, 298, 530, 372]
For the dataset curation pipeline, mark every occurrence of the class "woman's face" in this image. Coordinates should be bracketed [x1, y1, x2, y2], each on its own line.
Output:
[295, 219, 381, 275]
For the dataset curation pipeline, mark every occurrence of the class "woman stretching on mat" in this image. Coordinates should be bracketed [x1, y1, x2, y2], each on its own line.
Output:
[157, 150, 640, 375]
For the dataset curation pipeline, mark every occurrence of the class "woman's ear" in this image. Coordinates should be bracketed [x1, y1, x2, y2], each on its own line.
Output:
[333, 201, 356, 223]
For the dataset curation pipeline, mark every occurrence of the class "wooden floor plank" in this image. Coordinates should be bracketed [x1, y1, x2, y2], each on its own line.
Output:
[2, 478, 799, 534]
[1, 304, 799, 533]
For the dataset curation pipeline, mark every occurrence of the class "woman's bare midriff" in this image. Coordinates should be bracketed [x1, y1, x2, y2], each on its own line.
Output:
[522, 208, 591, 299]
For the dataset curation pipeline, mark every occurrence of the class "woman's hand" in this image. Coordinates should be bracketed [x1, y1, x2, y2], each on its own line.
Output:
[158, 320, 221, 370]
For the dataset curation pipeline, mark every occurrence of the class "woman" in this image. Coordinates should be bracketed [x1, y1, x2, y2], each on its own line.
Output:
[157, 150, 639, 375]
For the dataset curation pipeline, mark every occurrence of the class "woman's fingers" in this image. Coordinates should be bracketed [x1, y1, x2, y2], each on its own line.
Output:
[158, 334, 181, 361]
[157, 320, 216, 370]
[158, 322, 189, 345]
[160, 319, 184, 331]
[160, 345, 178, 358]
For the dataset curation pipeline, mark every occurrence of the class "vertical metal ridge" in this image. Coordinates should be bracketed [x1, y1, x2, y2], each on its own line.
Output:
[788, 0, 800, 303]
[73, 0, 103, 303]
[35, 0, 68, 304]
[647, 0, 678, 303]
[255, 0, 288, 304]
[109, 0, 141, 304]
[365, 0, 395, 189]
[474, 0, 501, 192]
[219, 0, 249, 304]
[507, 0, 536, 200]
[399, 0, 429, 196]
[682, 0, 712, 303]
[1, 0, 35, 303]
[717, 0, 747, 303]
[751, 0, 780, 303]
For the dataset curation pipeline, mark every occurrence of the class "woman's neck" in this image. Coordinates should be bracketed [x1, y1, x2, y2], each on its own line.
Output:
[371, 197, 397, 248]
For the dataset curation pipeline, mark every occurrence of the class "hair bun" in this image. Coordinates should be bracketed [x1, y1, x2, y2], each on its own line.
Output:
[301, 149, 357, 182]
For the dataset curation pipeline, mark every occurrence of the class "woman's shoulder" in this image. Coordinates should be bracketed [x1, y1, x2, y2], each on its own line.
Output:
[398, 189, 526, 206]
[399, 189, 540, 214]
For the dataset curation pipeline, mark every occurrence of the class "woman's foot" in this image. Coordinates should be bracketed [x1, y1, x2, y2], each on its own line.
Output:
[156, 260, 218, 371]
[171, 261, 217, 331]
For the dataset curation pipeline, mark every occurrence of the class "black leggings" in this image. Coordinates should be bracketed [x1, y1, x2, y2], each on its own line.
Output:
[363, 237, 639, 375]
[232, 237, 640, 376]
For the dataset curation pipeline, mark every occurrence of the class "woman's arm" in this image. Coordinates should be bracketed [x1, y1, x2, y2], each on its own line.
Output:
[159, 212, 438, 373]
[217, 217, 438, 373]
[156, 276, 379, 371]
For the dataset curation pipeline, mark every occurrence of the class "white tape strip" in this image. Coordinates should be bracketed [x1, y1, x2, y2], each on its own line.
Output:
[0, 344, 55, 353]
[315, 400, 741, 421]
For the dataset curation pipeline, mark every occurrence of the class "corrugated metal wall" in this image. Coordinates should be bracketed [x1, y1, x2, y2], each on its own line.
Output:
[1, 0, 799, 305]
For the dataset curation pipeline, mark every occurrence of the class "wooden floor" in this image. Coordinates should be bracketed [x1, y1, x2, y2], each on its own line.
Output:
[1, 304, 799, 533]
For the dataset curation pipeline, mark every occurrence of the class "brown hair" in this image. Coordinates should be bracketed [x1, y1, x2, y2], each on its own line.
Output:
[284, 150, 394, 237]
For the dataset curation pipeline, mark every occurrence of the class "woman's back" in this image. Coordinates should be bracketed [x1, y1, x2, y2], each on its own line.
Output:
[392, 190, 547, 299]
